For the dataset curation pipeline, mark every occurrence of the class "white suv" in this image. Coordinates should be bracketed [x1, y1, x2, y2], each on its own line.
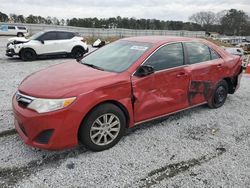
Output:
[6, 31, 89, 61]
[0, 25, 29, 37]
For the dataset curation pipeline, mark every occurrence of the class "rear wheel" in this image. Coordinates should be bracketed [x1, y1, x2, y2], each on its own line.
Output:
[71, 47, 85, 59]
[17, 32, 24, 37]
[20, 49, 37, 61]
[79, 103, 126, 151]
[208, 80, 228, 108]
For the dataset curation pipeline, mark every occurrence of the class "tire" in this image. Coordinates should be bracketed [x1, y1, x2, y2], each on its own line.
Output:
[208, 80, 228, 109]
[17, 33, 24, 37]
[79, 103, 126, 151]
[20, 49, 37, 61]
[71, 47, 85, 59]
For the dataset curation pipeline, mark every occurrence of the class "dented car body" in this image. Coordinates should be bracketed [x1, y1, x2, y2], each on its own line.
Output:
[12, 36, 243, 151]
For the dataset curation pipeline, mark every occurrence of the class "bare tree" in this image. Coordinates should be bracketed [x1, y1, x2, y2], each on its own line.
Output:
[189, 11, 216, 26]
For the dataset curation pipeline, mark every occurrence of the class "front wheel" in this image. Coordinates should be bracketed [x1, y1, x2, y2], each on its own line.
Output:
[79, 104, 126, 151]
[20, 49, 37, 61]
[208, 80, 228, 108]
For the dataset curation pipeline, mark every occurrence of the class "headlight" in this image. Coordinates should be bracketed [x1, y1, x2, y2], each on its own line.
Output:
[28, 97, 76, 113]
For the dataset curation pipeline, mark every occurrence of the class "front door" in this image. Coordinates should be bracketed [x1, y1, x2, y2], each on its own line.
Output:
[132, 42, 191, 123]
[36, 31, 59, 55]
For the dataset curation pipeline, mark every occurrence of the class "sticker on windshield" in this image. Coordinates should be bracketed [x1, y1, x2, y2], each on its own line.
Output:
[130, 46, 148, 51]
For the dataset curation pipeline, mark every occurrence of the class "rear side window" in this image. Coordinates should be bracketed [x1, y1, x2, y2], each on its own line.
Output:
[145, 43, 184, 71]
[8, 26, 16, 30]
[185, 42, 211, 64]
[39, 32, 57, 41]
[17, 26, 27, 30]
[57, 32, 74, 40]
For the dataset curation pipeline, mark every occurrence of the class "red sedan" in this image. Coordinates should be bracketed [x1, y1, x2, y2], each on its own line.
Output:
[12, 36, 243, 151]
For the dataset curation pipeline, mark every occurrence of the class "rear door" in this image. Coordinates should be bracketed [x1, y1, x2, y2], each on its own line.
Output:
[184, 42, 224, 105]
[132, 42, 191, 123]
[56, 32, 75, 53]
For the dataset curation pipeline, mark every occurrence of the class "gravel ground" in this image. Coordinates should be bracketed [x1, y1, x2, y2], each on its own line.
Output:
[0, 36, 250, 188]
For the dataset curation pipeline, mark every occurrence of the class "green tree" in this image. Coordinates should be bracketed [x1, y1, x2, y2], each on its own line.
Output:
[26, 15, 37, 24]
[220, 9, 249, 35]
[17, 15, 25, 23]
[0, 12, 8, 22]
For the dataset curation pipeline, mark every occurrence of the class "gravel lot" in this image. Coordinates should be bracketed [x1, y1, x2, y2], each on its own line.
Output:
[0, 36, 250, 188]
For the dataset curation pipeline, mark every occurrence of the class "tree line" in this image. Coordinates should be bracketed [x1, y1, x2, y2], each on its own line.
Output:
[0, 9, 249, 35]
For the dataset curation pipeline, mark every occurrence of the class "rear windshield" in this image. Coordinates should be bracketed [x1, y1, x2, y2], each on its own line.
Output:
[81, 40, 152, 72]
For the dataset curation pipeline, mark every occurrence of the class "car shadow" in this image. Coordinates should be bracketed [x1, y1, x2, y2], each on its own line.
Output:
[125, 104, 208, 136]
[2, 55, 77, 63]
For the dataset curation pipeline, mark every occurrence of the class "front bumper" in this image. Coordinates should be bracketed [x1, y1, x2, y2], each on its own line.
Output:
[6, 48, 18, 57]
[12, 94, 83, 150]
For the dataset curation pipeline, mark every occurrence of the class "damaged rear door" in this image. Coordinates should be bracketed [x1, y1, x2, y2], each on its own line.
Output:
[131, 42, 191, 123]
[184, 42, 224, 105]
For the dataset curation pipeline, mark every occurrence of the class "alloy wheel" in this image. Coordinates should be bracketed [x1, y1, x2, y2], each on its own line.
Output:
[90, 113, 121, 146]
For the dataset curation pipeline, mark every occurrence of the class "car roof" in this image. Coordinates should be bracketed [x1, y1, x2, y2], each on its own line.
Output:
[122, 36, 230, 59]
[44, 30, 76, 33]
[121, 36, 198, 45]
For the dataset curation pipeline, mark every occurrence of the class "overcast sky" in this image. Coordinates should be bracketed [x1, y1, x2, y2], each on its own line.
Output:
[0, 0, 250, 21]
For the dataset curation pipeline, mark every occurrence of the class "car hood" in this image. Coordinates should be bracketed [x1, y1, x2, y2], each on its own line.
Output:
[18, 61, 123, 98]
[8, 37, 29, 43]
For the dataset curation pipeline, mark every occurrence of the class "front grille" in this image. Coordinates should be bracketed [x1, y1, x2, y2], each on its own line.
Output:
[16, 92, 34, 107]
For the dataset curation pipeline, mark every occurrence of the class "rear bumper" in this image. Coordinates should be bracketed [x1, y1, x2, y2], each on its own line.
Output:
[12, 94, 83, 150]
[235, 68, 243, 91]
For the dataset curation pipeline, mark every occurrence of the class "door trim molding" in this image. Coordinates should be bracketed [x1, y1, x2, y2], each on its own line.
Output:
[134, 102, 207, 126]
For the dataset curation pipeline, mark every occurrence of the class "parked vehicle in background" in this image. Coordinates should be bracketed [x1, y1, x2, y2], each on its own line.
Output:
[12, 36, 243, 151]
[224, 47, 248, 68]
[6, 30, 89, 61]
[92, 39, 106, 48]
[0, 25, 29, 37]
[236, 42, 250, 51]
[224, 47, 246, 56]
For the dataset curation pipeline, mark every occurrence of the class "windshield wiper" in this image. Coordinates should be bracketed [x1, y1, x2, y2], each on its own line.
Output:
[82, 62, 105, 71]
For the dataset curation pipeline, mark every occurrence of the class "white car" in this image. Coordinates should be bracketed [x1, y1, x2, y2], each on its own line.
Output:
[224, 47, 248, 68]
[0, 25, 29, 37]
[6, 31, 88, 61]
[224, 47, 246, 56]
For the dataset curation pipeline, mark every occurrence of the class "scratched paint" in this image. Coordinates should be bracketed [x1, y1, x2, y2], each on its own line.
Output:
[188, 81, 212, 105]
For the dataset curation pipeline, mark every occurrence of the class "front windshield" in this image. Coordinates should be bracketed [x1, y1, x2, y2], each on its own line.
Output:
[81, 40, 152, 72]
[29, 31, 45, 40]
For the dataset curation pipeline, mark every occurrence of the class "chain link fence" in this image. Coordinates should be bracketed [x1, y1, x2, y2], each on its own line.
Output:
[0, 22, 206, 38]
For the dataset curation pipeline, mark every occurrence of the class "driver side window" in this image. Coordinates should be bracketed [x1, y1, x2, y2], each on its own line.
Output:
[145, 43, 184, 71]
[39, 32, 57, 41]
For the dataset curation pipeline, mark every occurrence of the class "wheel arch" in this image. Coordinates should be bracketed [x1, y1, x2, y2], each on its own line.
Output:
[77, 100, 130, 139]
[19, 47, 37, 56]
[17, 32, 24, 37]
[71, 45, 86, 53]
[223, 76, 238, 94]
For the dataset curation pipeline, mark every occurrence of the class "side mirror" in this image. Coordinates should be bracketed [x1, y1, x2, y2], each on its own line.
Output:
[37, 39, 44, 44]
[134, 65, 155, 77]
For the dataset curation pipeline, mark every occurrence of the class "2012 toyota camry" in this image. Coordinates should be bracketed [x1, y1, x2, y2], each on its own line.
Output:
[12, 36, 243, 151]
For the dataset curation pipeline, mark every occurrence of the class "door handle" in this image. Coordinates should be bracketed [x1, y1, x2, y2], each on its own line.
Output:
[176, 72, 187, 78]
[217, 64, 222, 68]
